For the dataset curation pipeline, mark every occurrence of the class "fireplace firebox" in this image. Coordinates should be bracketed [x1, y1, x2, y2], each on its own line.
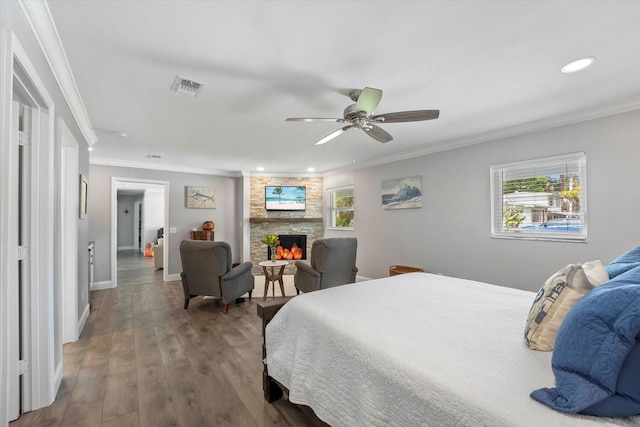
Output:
[267, 234, 307, 260]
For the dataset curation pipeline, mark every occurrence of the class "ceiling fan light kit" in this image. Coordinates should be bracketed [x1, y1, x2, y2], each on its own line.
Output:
[286, 87, 439, 145]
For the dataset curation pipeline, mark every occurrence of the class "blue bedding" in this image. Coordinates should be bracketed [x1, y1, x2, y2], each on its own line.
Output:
[530, 265, 640, 417]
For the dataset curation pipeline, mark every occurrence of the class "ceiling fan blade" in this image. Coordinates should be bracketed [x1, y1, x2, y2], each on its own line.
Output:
[355, 87, 383, 116]
[315, 126, 353, 145]
[286, 117, 345, 123]
[364, 124, 393, 143]
[371, 110, 440, 123]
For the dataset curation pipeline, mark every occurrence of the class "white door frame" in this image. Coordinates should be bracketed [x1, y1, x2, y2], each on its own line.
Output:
[59, 119, 79, 343]
[1, 30, 58, 424]
[111, 177, 170, 286]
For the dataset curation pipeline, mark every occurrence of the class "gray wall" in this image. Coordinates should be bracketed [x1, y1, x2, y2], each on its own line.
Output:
[116, 194, 136, 248]
[324, 109, 640, 292]
[89, 165, 241, 282]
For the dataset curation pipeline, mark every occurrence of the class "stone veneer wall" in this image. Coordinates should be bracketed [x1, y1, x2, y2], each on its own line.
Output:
[250, 176, 323, 275]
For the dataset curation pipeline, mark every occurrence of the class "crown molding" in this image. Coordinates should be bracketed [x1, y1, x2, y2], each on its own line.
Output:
[90, 157, 243, 177]
[323, 97, 640, 176]
[17, 0, 97, 145]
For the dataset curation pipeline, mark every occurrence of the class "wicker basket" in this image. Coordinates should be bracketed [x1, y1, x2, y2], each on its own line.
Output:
[389, 265, 424, 276]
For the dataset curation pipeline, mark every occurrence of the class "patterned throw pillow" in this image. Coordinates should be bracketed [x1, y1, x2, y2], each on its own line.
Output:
[524, 261, 609, 351]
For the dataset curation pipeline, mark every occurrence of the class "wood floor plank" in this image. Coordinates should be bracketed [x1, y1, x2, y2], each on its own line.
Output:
[61, 399, 103, 427]
[101, 371, 138, 422]
[135, 351, 179, 427]
[10, 251, 321, 427]
[100, 411, 139, 427]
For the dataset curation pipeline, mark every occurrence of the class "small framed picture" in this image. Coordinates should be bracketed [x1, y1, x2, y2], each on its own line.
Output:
[381, 176, 422, 210]
[186, 186, 216, 209]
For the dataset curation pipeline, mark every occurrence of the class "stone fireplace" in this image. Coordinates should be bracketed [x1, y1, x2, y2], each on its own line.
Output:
[250, 176, 323, 275]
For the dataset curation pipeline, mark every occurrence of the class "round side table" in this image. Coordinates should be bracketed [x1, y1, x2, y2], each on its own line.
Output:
[258, 260, 289, 300]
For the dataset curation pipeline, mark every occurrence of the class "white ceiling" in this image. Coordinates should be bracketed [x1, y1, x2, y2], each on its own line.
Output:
[47, 1, 640, 176]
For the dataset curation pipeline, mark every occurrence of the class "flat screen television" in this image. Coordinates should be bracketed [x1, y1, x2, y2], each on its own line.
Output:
[265, 186, 306, 211]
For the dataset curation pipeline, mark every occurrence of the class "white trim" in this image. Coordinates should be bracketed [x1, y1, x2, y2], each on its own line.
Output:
[1, 29, 59, 419]
[167, 273, 181, 282]
[16, 0, 97, 146]
[77, 303, 90, 337]
[59, 118, 79, 344]
[0, 30, 18, 425]
[323, 97, 640, 176]
[91, 280, 114, 291]
[93, 157, 241, 177]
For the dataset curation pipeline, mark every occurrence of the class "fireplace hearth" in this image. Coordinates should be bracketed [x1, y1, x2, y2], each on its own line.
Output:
[268, 234, 307, 260]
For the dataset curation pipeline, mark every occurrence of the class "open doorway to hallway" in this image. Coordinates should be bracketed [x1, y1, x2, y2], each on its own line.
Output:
[114, 180, 167, 286]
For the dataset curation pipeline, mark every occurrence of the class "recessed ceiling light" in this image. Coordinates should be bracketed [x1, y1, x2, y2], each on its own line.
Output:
[307, 167, 315, 172]
[88, 147, 94, 151]
[256, 166, 265, 171]
[561, 57, 596, 73]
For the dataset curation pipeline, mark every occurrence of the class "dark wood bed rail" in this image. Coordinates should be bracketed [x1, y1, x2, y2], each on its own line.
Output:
[257, 297, 294, 402]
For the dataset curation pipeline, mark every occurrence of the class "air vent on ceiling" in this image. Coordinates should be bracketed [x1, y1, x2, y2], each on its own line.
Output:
[170, 75, 204, 97]
[146, 154, 162, 159]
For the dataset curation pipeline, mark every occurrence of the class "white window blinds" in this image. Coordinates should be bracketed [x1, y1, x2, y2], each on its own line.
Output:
[490, 152, 587, 241]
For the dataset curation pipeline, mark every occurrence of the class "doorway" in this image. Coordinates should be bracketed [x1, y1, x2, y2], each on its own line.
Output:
[111, 178, 169, 287]
[1, 30, 59, 423]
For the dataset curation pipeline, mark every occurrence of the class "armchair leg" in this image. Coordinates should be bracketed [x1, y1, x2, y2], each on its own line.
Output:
[248, 290, 252, 300]
[183, 298, 189, 309]
[224, 303, 229, 314]
[296, 288, 300, 295]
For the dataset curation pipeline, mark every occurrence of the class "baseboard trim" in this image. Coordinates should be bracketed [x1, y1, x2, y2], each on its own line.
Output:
[356, 275, 372, 282]
[91, 280, 113, 291]
[167, 273, 181, 282]
[53, 361, 63, 405]
[78, 303, 90, 337]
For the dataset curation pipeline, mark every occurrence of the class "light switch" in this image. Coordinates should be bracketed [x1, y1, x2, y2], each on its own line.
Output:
[170, 227, 177, 234]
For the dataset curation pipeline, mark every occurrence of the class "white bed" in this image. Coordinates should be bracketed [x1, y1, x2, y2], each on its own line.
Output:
[265, 273, 640, 427]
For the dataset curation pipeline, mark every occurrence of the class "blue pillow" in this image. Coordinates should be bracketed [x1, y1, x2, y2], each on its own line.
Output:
[530, 266, 640, 416]
[605, 246, 640, 278]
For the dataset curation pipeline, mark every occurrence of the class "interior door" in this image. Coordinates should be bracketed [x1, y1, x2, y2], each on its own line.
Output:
[8, 102, 21, 423]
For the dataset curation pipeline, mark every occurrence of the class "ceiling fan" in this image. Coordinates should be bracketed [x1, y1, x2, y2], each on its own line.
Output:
[286, 87, 439, 145]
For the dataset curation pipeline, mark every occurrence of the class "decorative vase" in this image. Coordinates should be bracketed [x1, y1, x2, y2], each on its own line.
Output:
[202, 220, 214, 230]
[270, 245, 278, 262]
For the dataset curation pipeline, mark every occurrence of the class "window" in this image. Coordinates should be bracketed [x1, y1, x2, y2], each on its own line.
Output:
[490, 152, 587, 241]
[327, 186, 354, 229]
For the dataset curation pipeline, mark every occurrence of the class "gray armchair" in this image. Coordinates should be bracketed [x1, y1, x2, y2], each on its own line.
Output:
[294, 237, 358, 294]
[179, 240, 254, 313]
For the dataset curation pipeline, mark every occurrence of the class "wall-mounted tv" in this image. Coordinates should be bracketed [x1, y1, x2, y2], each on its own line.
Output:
[265, 186, 306, 211]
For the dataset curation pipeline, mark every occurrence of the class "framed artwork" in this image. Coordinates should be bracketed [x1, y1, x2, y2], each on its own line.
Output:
[381, 176, 422, 210]
[79, 174, 88, 219]
[186, 186, 216, 208]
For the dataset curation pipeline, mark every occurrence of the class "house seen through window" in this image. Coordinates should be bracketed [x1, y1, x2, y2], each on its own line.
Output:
[491, 152, 587, 241]
[328, 186, 354, 229]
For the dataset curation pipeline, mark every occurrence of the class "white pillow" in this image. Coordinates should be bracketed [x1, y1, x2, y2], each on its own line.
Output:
[524, 261, 609, 351]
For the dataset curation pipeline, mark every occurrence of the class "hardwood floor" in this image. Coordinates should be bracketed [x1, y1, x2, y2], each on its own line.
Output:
[10, 255, 318, 427]
[116, 250, 163, 287]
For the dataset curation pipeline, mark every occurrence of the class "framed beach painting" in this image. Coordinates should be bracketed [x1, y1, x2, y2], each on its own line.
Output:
[381, 176, 422, 210]
[186, 186, 216, 208]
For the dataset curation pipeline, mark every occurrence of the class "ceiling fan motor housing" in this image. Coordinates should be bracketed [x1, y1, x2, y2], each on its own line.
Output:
[343, 104, 368, 122]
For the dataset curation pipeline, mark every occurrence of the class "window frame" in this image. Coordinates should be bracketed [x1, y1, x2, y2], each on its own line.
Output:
[490, 152, 587, 242]
[326, 185, 355, 230]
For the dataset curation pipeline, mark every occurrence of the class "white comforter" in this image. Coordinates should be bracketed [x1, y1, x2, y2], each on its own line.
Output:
[265, 273, 640, 427]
